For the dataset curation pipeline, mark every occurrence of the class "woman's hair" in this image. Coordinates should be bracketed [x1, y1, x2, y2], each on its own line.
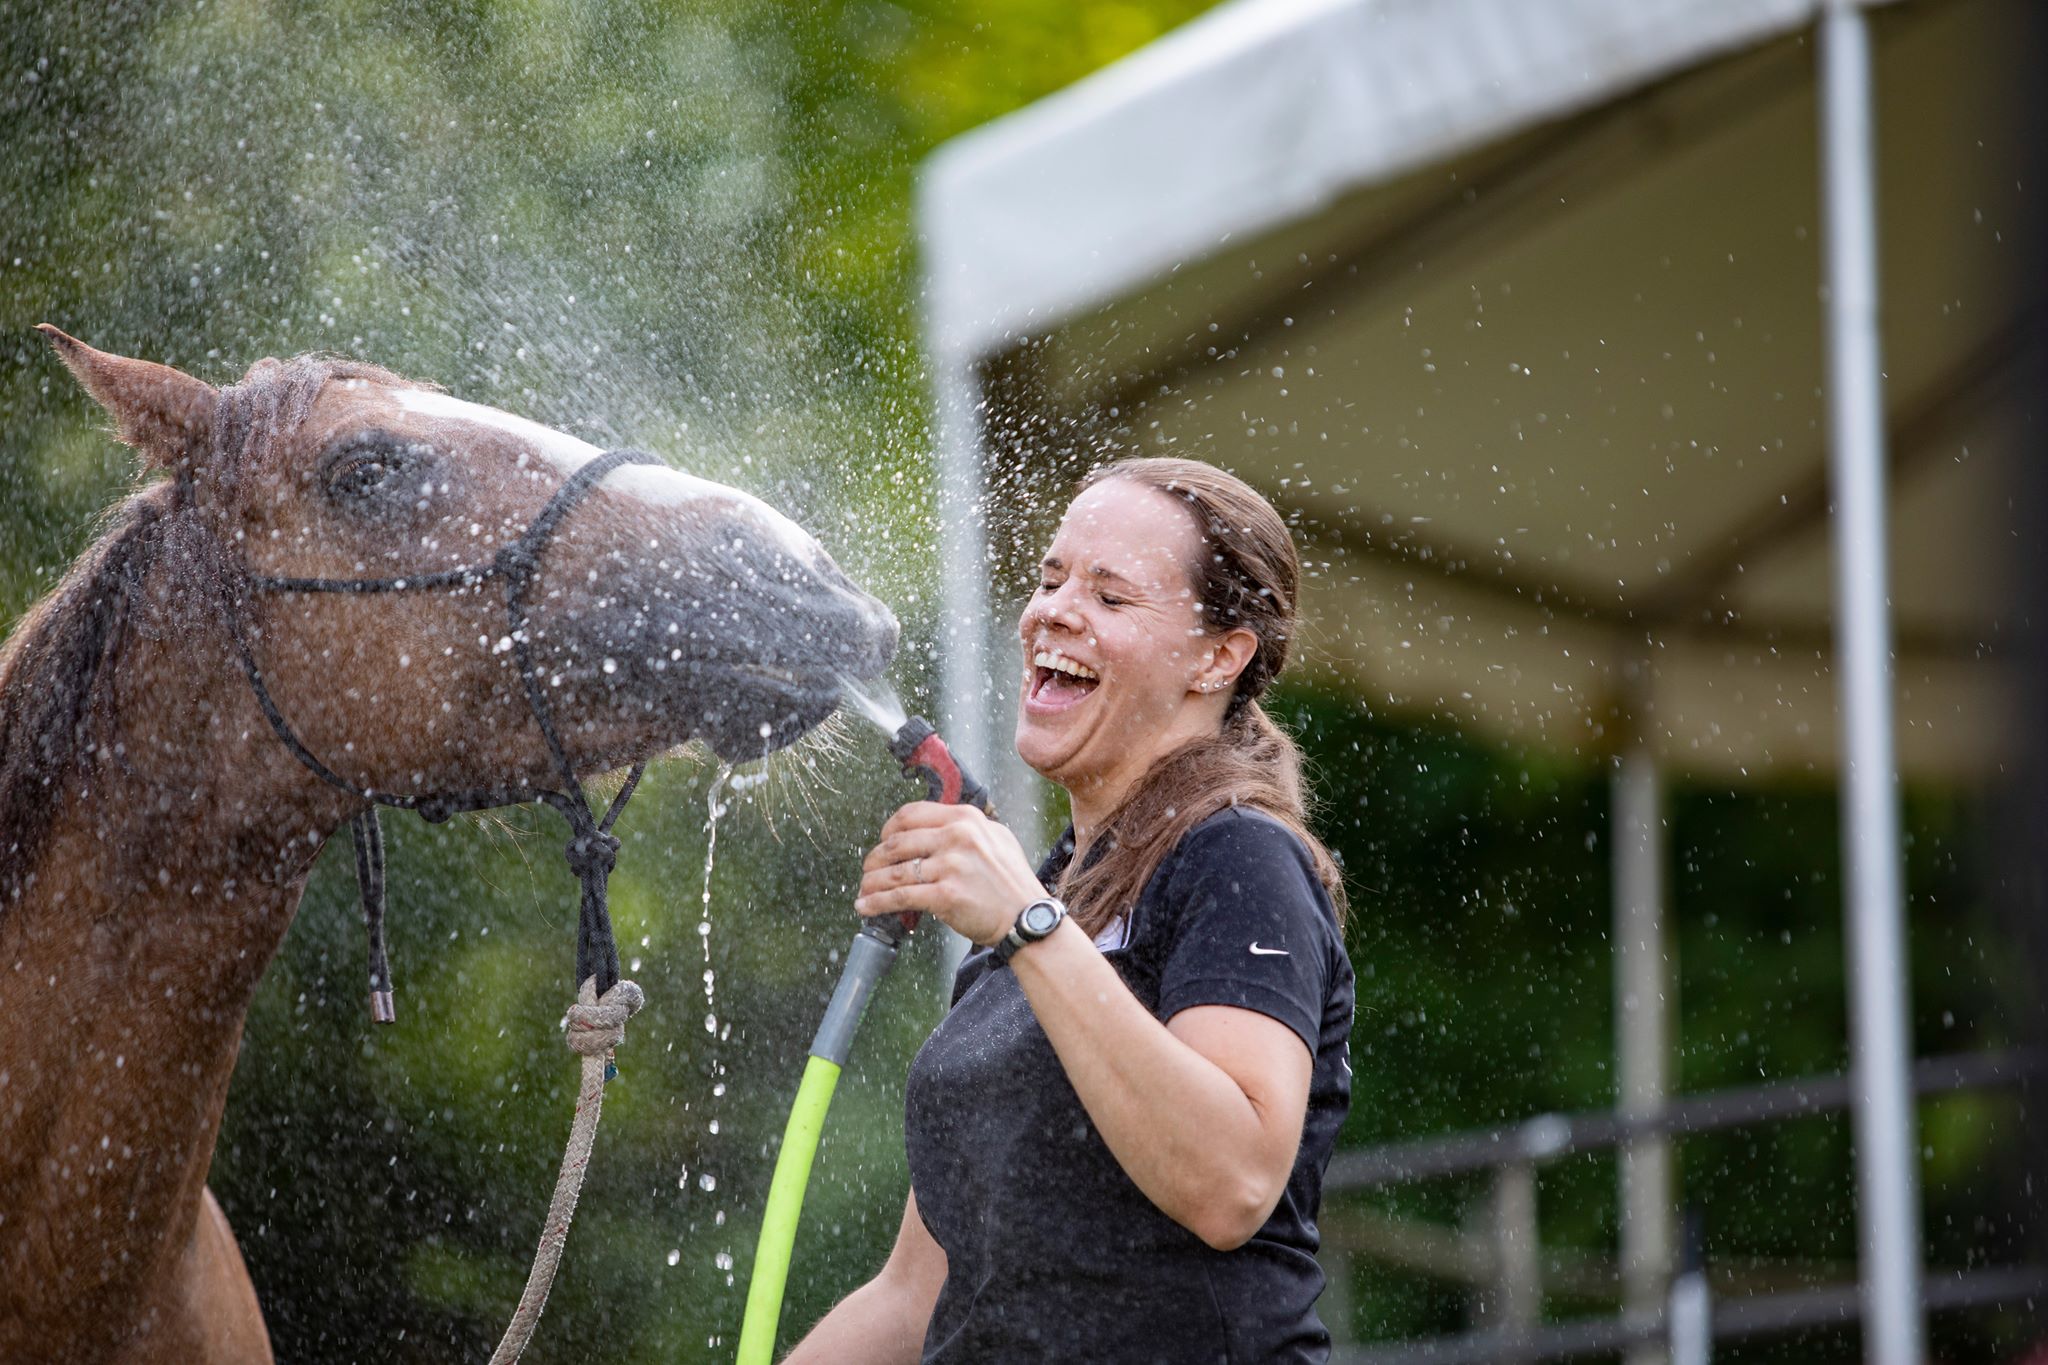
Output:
[1052, 457, 1348, 933]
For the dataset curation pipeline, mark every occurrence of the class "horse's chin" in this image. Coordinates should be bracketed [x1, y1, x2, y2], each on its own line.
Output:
[690, 666, 847, 761]
[553, 662, 851, 767]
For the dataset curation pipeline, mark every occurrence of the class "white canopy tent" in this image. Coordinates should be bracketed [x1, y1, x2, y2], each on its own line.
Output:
[916, 0, 2034, 1359]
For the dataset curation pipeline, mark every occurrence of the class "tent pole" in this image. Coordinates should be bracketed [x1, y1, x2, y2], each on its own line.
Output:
[930, 346, 995, 992]
[1817, 6, 1925, 1364]
[1613, 723, 1673, 1365]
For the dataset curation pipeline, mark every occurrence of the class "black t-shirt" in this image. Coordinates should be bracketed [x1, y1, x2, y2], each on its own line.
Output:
[903, 807, 1356, 1364]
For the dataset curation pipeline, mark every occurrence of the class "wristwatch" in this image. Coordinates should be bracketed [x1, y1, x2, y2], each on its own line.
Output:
[992, 896, 1067, 966]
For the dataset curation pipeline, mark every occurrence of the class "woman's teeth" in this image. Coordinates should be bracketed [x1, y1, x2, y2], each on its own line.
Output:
[1030, 649, 1100, 706]
[1032, 650, 1098, 681]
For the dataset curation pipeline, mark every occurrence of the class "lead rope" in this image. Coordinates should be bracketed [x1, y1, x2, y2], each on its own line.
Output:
[485, 762, 646, 1363]
[348, 811, 395, 1022]
[489, 974, 645, 1365]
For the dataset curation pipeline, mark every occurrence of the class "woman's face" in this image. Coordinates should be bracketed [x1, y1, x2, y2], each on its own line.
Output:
[1015, 479, 1232, 804]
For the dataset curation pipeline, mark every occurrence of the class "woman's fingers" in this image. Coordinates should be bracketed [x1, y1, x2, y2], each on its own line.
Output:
[855, 882, 930, 918]
[880, 800, 970, 833]
[856, 802, 1041, 945]
[862, 828, 941, 874]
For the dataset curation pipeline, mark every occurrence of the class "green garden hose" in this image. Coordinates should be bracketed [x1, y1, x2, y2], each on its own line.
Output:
[738, 1054, 844, 1364]
[736, 920, 904, 1365]
[734, 717, 990, 1364]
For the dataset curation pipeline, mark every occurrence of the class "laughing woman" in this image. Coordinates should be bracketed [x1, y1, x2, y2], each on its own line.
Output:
[787, 458, 1355, 1364]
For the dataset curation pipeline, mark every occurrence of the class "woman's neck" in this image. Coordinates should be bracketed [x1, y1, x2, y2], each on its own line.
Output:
[1063, 706, 1226, 858]
[1067, 784, 1120, 861]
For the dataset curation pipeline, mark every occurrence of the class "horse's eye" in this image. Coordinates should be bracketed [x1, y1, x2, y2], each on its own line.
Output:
[331, 456, 395, 497]
[327, 441, 424, 500]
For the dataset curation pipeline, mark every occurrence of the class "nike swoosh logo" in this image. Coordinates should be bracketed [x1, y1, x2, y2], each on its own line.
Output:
[1248, 943, 1289, 956]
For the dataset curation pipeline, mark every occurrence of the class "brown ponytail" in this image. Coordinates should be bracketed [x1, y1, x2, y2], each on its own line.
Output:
[1052, 458, 1347, 935]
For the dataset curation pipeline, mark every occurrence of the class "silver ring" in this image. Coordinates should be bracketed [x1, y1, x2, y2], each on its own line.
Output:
[912, 857, 925, 884]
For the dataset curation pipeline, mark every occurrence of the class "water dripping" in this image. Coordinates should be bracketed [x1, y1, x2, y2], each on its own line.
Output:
[700, 762, 730, 1032]
[691, 762, 730, 1220]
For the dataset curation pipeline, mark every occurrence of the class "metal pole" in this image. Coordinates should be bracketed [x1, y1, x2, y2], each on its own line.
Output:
[1492, 1160, 1542, 1354]
[1614, 734, 1673, 1365]
[1817, 5, 1926, 1363]
[928, 347, 993, 990]
[1668, 1208, 1711, 1365]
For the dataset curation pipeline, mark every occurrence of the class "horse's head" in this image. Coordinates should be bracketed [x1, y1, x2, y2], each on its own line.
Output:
[38, 327, 899, 796]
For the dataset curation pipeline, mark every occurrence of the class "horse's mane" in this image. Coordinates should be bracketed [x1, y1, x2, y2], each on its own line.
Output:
[0, 353, 422, 904]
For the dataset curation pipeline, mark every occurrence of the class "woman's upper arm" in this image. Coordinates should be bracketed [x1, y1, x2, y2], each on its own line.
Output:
[1166, 1005, 1313, 1215]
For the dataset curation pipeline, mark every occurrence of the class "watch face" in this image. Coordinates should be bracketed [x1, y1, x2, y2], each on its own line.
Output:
[1022, 900, 1062, 937]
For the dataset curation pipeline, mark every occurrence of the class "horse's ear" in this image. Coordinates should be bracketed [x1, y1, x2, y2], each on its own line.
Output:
[37, 325, 216, 469]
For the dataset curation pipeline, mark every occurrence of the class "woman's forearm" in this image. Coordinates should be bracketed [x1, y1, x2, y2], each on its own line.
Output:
[1007, 919, 1305, 1248]
[781, 1276, 928, 1365]
[783, 1192, 943, 1364]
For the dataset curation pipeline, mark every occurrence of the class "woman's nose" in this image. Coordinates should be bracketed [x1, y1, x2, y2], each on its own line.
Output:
[1026, 583, 1085, 634]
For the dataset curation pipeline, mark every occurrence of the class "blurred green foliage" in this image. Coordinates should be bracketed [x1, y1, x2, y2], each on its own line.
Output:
[2, 1, 2036, 1361]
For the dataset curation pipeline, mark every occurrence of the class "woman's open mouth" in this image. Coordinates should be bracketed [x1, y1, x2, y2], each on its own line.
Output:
[1027, 649, 1100, 711]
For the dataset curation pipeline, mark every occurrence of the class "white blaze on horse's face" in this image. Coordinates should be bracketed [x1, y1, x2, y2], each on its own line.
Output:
[384, 385, 898, 762]
[391, 388, 826, 568]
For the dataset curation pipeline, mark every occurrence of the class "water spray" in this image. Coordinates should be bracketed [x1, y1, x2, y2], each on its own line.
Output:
[735, 715, 992, 1365]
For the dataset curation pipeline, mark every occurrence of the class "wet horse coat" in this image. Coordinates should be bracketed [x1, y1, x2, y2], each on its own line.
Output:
[0, 330, 896, 1363]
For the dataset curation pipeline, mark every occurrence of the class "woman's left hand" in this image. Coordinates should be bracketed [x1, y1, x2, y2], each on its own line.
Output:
[855, 802, 1049, 947]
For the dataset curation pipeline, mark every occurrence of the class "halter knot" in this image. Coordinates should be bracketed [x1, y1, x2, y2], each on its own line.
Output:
[565, 830, 621, 881]
[564, 977, 645, 1057]
[494, 541, 541, 584]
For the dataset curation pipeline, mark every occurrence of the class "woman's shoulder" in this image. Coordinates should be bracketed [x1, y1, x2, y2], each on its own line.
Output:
[1171, 803, 1318, 870]
[1141, 805, 1353, 1017]
[1147, 804, 1333, 920]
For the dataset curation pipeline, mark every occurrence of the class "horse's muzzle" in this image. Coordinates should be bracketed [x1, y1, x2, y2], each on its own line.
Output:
[526, 517, 900, 761]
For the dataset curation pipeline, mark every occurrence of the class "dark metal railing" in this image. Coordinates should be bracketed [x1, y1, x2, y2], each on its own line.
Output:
[1318, 1048, 2043, 1361]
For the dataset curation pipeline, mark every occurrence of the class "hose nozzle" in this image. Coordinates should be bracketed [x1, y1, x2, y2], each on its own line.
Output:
[889, 716, 993, 815]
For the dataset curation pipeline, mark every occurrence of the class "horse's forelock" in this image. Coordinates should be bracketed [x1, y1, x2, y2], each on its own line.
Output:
[203, 354, 433, 505]
[0, 354, 436, 897]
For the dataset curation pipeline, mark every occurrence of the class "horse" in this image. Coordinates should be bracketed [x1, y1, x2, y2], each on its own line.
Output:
[0, 327, 899, 1364]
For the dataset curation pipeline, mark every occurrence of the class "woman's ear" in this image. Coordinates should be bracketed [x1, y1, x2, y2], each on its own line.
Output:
[38, 325, 216, 471]
[1193, 627, 1259, 695]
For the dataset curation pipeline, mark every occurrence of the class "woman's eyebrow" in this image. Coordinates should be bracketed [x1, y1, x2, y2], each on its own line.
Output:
[1041, 554, 1143, 592]
[1086, 564, 1143, 592]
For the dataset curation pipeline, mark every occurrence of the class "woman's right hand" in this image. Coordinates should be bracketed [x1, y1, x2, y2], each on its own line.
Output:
[854, 801, 1047, 947]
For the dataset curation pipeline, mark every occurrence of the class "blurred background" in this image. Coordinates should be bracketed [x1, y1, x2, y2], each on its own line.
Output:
[3, 1, 2041, 1362]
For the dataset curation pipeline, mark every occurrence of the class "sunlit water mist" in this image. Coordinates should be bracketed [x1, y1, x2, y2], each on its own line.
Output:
[837, 673, 909, 735]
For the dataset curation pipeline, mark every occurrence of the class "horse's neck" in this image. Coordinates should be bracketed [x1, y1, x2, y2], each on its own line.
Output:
[0, 609, 347, 1316]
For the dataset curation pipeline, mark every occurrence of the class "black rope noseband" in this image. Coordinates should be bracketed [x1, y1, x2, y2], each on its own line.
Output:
[224, 447, 663, 1020]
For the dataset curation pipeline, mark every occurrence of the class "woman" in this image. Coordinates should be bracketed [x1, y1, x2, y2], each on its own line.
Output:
[788, 458, 1354, 1363]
